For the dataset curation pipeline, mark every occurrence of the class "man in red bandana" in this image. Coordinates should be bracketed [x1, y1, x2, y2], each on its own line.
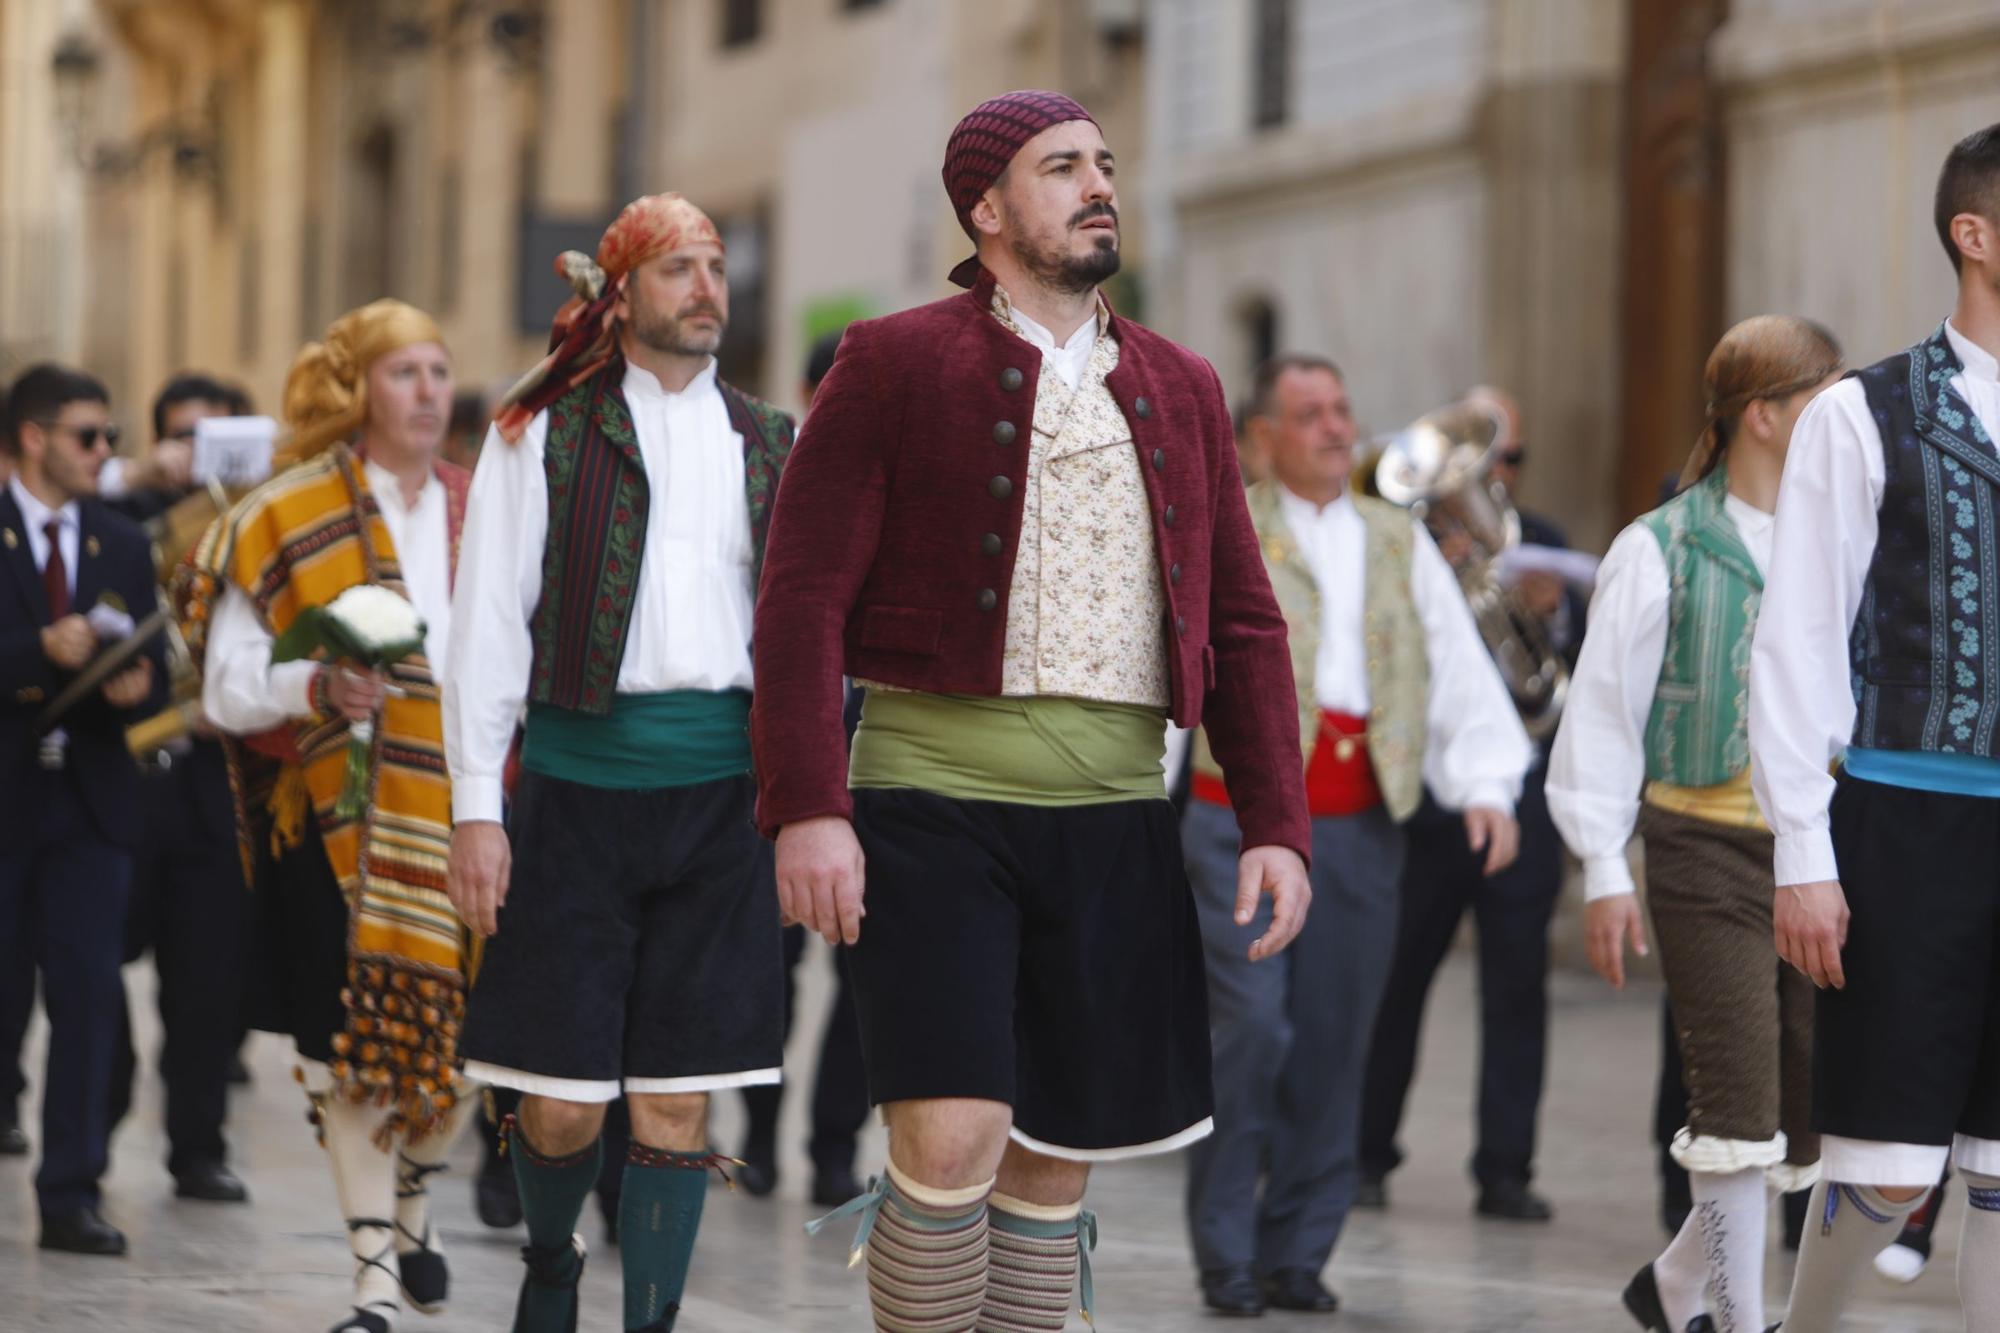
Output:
[444, 193, 795, 1333]
[753, 92, 1312, 1331]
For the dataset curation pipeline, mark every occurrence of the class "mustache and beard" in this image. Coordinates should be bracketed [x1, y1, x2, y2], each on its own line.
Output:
[1007, 201, 1122, 296]
[629, 285, 728, 357]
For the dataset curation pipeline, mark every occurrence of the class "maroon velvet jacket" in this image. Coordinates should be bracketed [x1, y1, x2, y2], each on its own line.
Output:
[750, 270, 1309, 861]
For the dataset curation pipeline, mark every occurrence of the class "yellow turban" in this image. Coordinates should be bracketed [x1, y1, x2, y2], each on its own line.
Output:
[280, 299, 447, 463]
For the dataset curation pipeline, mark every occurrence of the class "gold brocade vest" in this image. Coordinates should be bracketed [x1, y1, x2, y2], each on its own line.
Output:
[994, 293, 1171, 707]
[1191, 482, 1429, 822]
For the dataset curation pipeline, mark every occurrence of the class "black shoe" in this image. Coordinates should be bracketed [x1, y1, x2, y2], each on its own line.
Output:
[811, 1168, 861, 1209]
[1476, 1179, 1554, 1222]
[0, 1118, 26, 1156]
[515, 1233, 587, 1333]
[476, 1162, 523, 1229]
[39, 1206, 128, 1256]
[739, 1156, 778, 1198]
[329, 1308, 391, 1333]
[174, 1160, 249, 1203]
[1262, 1267, 1339, 1313]
[399, 1245, 449, 1314]
[1622, 1264, 1713, 1332]
[1199, 1264, 1266, 1316]
[1354, 1176, 1388, 1210]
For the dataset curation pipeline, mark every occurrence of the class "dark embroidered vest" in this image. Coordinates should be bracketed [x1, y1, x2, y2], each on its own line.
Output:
[526, 360, 794, 714]
[1850, 324, 2000, 754]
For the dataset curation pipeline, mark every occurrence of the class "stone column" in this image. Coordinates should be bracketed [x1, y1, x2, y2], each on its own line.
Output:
[255, 0, 309, 403]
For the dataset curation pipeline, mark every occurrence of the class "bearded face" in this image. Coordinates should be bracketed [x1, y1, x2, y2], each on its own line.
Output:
[623, 243, 730, 358]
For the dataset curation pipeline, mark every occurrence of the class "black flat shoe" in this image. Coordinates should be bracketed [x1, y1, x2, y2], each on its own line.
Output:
[1199, 1263, 1266, 1316]
[39, 1206, 127, 1256]
[738, 1157, 778, 1198]
[1353, 1177, 1388, 1209]
[476, 1162, 523, 1229]
[329, 1308, 391, 1333]
[1476, 1179, 1554, 1222]
[399, 1245, 449, 1314]
[812, 1168, 861, 1209]
[1622, 1264, 1669, 1332]
[175, 1159, 249, 1203]
[1262, 1267, 1339, 1313]
[515, 1233, 587, 1333]
[0, 1119, 27, 1156]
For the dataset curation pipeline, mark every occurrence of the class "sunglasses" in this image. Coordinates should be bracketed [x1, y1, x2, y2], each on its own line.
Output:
[40, 421, 121, 451]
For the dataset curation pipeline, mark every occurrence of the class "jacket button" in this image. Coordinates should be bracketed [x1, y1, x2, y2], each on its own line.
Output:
[977, 588, 998, 612]
[1152, 448, 1166, 471]
[989, 475, 1014, 500]
[1000, 367, 1024, 391]
[1135, 396, 1152, 419]
[993, 421, 1017, 445]
[981, 532, 1002, 556]
[1163, 504, 1177, 528]
[1170, 562, 1182, 584]
[1175, 615, 1187, 636]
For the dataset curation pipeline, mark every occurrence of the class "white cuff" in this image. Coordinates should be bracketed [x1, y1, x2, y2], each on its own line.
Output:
[1772, 827, 1838, 887]
[1670, 1128, 1788, 1175]
[1582, 855, 1638, 902]
[1820, 1135, 1950, 1188]
[452, 776, 505, 826]
[272, 660, 320, 717]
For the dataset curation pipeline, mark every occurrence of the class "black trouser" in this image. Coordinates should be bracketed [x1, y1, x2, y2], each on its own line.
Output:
[1359, 768, 1562, 1190]
[108, 747, 247, 1176]
[0, 774, 133, 1216]
[0, 951, 32, 1120]
[738, 923, 869, 1178]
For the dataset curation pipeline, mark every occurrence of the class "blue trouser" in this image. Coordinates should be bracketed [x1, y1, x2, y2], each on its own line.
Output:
[0, 774, 133, 1216]
[1182, 797, 1406, 1274]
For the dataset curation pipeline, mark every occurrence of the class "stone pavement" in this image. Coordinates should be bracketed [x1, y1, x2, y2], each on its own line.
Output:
[0, 950, 1964, 1331]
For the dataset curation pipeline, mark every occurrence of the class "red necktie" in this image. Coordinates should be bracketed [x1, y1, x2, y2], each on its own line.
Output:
[42, 519, 68, 619]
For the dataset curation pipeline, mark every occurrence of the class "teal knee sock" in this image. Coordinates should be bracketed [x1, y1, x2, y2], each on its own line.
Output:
[510, 1122, 601, 1333]
[619, 1145, 716, 1331]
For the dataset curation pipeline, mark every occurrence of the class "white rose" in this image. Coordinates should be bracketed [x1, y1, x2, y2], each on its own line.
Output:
[326, 584, 425, 652]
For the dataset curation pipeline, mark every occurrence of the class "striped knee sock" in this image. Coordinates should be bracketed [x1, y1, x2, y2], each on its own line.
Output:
[978, 1193, 1088, 1331]
[1958, 1169, 2000, 1332]
[866, 1162, 993, 1332]
[1780, 1180, 1923, 1333]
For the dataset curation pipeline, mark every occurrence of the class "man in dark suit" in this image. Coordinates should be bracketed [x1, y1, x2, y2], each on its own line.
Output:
[100, 374, 252, 1204]
[0, 364, 167, 1255]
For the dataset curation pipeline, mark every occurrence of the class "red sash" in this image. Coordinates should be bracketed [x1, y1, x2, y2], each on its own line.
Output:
[1194, 709, 1382, 817]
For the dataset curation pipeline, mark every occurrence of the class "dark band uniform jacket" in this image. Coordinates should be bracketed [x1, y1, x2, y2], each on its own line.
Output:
[750, 268, 1309, 862]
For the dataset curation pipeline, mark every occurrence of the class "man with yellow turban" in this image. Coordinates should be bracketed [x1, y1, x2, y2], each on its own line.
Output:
[443, 193, 794, 1333]
[175, 300, 474, 1333]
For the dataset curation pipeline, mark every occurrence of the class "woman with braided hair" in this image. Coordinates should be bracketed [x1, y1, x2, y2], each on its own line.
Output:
[174, 300, 475, 1333]
[1548, 315, 1844, 1333]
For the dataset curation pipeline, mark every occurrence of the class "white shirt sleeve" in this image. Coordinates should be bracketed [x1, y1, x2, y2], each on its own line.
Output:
[1749, 383, 1883, 886]
[1546, 525, 1671, 901]
[443, 417, 549, 826]
[1412, 522, 1534, 814]
[201, 584, 320, 734]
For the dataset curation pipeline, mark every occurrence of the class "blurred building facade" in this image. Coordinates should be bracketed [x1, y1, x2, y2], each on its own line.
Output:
[0, 0, 1993, 544]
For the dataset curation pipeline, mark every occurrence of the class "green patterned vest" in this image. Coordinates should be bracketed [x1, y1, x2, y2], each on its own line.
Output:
[1192, 482, 1429, 822]
[526, 361, 794, 715]
[1639, 466, 1762, 786]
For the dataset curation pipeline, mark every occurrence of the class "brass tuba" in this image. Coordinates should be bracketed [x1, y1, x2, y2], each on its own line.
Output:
[1366, 391, 1569, 739]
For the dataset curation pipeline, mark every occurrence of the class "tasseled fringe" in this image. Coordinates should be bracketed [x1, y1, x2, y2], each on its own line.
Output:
[625, 1142, 747, 1188]
[325, 960, 466, 1148]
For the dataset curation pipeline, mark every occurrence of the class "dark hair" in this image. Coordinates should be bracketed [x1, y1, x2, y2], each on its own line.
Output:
[221, 382, 254, 416]
[1247, 353, 1344, 420]
[5, 364, 110, 455]
[151, 372, 233, 440]
[804, 329, 846, 393]
[1935, 123, 2000, 274]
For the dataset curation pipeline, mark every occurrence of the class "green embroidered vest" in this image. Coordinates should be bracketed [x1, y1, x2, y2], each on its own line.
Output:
[1639, 466, 1762, 786]
[1192, 482, 1429, 822]
[526, 361, 794, 715]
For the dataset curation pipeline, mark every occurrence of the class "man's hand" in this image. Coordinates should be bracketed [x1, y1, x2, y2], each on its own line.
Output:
[1465, 806, 1520, 876]
[776, 816, 866, 947]
[100, 657, 153, 709]
[1584, 893, 1649, 990]
[130, 440, 194, 492]
[1775, 879, 1849, 989]
[40, 614, 95, 670]
[1236, 845, 1310, 961]
[447, 821, 512, 938]
[1518, 570, 1565, 621]
[321, 666, 386, 722]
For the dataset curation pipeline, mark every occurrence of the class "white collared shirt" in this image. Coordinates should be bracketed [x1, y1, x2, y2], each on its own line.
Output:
[443, 358, 755, 824]
[1750, 320, 2000, 885]
[1549, 493, 1773, 900]
[202, 458, 456, 737]
[1008, 302, 1101, 394]
[1276, 484, 1532, 813]
[8, 475, 79, 603]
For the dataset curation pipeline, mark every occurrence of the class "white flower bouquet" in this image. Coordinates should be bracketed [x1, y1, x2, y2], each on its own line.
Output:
[271, 584, 428, 820]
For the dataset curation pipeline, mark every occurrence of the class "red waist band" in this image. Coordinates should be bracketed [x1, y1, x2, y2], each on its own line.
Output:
[1195, 710, 1382, 817]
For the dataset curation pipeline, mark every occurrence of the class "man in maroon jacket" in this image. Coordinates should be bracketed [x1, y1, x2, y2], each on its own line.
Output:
[751, 91, 1311, 1331]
